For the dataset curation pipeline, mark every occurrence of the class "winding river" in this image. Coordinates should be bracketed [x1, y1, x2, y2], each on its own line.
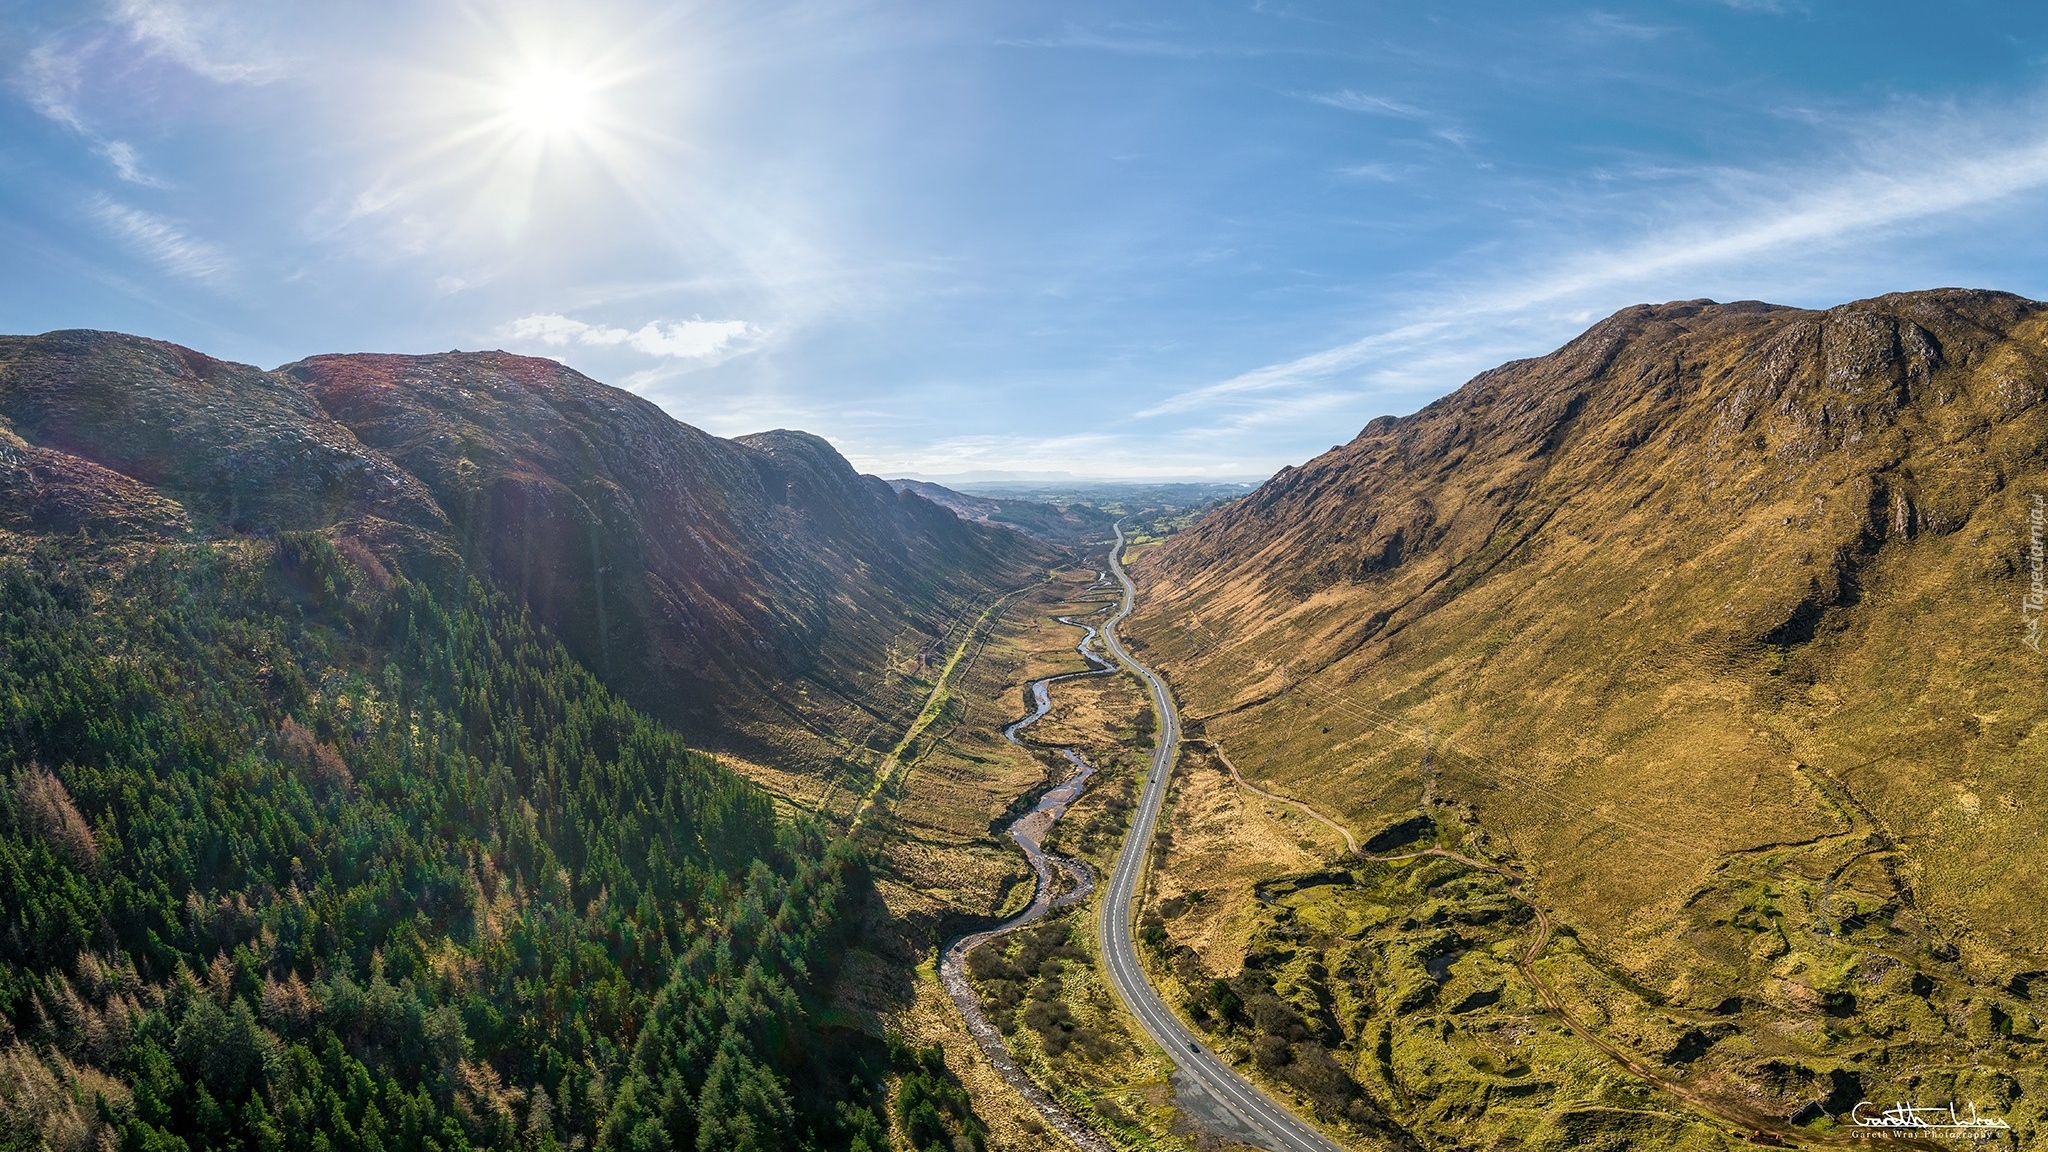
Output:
[938, 586, 1120, 1152]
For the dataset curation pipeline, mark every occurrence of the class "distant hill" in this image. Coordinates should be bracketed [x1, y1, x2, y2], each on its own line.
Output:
[887, 477, 1116, 545]
[0, 332, 1046, 766]
[944, 478, 1259, 516]
[1129, 289, 2048, 1139]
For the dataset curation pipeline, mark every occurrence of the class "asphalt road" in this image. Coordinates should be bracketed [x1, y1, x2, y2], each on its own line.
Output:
[1095, 524, 1349, 1152]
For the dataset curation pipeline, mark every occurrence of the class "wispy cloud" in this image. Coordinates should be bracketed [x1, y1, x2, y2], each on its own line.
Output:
[997, 20, 1323, 59]
[1577, 11, 1679, 41]
[1311, 90, 1428, 118]
[99, 140, 166, 186]
[18, 41, 164, 185]
[18, 9, 266, 188]
[1306, 89, 1468, 145]
[89, 195, 231, 281]
[1335, 161, 1415, 182]
[502, 313, 769, 364]
[996, 27, 1217, 59]
[1138, 319, 1452, 417]
[113, 0, 285, 84]
[1141, 99, 2048, 427]
[21, 42, 88, 133]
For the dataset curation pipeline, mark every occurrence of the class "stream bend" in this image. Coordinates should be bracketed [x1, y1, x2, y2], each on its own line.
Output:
[938, 589, 1119, 1151]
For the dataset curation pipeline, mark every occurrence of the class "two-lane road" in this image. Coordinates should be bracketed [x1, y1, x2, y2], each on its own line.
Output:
[1095, 524, 1350, 1152]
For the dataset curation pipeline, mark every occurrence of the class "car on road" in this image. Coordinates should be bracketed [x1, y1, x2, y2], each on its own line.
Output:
[1187, 1042, 1200, 1053]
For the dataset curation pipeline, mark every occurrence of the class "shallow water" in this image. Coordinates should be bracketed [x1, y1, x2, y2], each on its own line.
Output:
[936, 606, 1124, 1152]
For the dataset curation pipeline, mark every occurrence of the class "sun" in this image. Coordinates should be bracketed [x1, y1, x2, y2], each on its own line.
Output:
[391, 18, 676, 239]
[497, 62, 599, 142]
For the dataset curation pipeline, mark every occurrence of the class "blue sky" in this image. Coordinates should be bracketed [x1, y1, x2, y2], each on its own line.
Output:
[4, 1, 2048, 479]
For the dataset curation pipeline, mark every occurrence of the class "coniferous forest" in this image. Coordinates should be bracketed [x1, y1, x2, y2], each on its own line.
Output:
[0, 532, 900, 1151]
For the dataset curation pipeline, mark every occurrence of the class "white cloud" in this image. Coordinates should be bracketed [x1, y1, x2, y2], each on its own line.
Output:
[1577, 11, 1678, 41]
[114, 0, 284, 85]
[22, 42, 87, 132]
[20, 36, 170, 186]
[1336, 162, 1412, 182]
[1312, 90, 1428, 119]
[1138, 319, 1449, 418]
[100, 140, 166, 186]
[998, 24, 1236, 59]
[1307, 89, 1469, 145]
[502, 313, 768, 364]
[89, 195, 231, 282]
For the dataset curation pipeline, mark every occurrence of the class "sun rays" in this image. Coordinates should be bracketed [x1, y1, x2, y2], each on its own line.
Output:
[373, 7, 688, 248]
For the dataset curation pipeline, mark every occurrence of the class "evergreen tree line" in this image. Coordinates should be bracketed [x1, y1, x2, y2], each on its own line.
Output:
[0, 533, 900, 1151]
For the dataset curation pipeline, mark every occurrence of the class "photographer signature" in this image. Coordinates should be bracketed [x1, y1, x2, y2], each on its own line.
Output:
[1850, 1101, 2011, 1131]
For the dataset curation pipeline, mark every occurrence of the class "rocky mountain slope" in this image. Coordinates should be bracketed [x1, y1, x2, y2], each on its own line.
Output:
[0, 331, 1046, 768]
[1128, 289, 2048, 1139]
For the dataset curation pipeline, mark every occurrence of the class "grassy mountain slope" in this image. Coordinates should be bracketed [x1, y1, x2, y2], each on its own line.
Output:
[1128, 289, 2048, 1138]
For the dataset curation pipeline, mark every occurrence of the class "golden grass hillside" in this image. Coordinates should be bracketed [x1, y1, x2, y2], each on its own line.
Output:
[1127, 289, 2048, 1141]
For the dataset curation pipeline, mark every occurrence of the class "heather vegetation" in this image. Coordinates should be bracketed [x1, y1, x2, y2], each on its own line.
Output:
[1155, 829, 2048, 1147]
[0, 532, 912, 1151]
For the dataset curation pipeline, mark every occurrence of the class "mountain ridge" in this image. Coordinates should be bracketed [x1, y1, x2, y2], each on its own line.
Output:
[0, 330, 1050, 771]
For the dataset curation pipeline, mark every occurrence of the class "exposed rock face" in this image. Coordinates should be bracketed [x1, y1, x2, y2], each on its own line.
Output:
[0, 332, 1045, 761]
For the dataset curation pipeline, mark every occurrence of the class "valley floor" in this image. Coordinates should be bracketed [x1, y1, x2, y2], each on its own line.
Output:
[801, 543, 2047, 1152]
